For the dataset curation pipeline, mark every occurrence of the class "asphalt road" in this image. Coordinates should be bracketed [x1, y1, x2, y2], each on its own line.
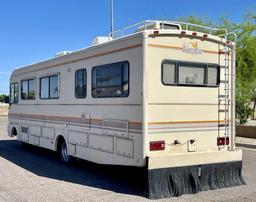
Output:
[0, 117, 255, 202]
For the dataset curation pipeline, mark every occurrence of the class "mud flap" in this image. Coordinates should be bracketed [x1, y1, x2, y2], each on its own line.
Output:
[147, 161, 245, 199]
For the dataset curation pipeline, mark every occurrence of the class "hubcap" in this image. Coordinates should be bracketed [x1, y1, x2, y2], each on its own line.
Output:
[61, 141, 70, 162]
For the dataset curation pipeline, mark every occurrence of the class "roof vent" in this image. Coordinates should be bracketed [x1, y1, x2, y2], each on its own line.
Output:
[91, 36, 113, 46]
[55, 51, 72, 57]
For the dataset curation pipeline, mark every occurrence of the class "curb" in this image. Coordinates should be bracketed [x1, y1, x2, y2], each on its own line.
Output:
[236, 136, 256, 149]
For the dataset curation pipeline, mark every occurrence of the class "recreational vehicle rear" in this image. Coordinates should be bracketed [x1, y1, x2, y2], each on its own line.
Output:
[8, 20, 244, 199]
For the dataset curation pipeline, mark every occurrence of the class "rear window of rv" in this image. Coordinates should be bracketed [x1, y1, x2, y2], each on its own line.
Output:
[162, 60, 219, 87]
[40, 75, 59, 99]
[21, 79, 36, 100]
[92, 61, 129, 98]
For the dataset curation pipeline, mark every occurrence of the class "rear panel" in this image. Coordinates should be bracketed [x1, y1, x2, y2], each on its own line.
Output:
[145, 34, 232, 156]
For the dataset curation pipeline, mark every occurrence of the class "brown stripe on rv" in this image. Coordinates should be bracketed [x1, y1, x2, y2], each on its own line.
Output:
[148, 44, 226, 55]
[8, 113, 142, 131]
[103, 121, 127, 129]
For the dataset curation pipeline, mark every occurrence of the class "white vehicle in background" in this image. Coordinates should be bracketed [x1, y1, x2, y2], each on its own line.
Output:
[8, 20, 244, 199]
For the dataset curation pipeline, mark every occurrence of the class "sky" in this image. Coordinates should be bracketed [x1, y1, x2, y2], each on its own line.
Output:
[0, 0, 255, 94]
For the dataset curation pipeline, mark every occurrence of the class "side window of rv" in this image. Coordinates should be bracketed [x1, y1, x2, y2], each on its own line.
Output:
[92, 61, 129, 98]
[40, 75, 59, 99]
[21, 79, 36, 100]
[10, 83, 19, 104]
[162, 60, 219, 86]
[75, 69, 87, 98]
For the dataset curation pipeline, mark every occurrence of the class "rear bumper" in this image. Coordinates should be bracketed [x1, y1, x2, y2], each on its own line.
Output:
[146, 150, 244, 199]
[147, 149, 242, 169]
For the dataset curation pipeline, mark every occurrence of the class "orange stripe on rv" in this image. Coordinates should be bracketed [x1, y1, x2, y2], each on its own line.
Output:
[148, 120, 225, 125]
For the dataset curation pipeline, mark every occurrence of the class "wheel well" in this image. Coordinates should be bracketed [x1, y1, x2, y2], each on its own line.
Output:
[11, 127, 18, 136]
[56, 135, 65, 152]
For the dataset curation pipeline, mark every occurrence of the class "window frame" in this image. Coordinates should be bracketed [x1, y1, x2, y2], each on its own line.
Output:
[75, 68, 87, 99]
[39, 75, 59, 100]
[161, 60, 220, 87]
[91, 61, 130, 98]
[10, 82, 19, 104]
[21, 79, 36, 100]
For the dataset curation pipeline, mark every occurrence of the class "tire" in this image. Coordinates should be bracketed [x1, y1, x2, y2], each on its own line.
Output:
[59, 140, 72, 165]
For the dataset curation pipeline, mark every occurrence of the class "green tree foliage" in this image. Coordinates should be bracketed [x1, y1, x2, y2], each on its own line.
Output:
[0, 94, 5, 103]
[235, 13, 256, 123]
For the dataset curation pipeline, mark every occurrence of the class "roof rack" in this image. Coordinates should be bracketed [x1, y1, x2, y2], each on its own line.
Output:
[109, 20, 228, 40]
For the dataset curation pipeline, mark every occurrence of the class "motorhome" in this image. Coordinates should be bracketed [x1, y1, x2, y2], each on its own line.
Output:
[8, 20, 244, 199]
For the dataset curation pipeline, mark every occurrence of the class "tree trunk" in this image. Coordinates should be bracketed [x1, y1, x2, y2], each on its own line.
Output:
[253, 101, 256, 119]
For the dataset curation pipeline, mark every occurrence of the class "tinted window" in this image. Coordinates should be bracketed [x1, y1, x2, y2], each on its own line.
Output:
[50, 76, 59, 98]
[14, 83, 19, 103]
[40, 75, 59, 99]
[179, 64, 205, 85]
[21, 80, 28, 99]
[92, 61, 129, 98]
[40, 77, 49, 99]
[10, 83, 19, 104]
[162, 62, 176, 85]
[162, 60, 219, 87]
[75, 69, 87, 98]
[28, 79, 35, 99]
[208, 66, 218, 86]
[21, 79, 35, 100]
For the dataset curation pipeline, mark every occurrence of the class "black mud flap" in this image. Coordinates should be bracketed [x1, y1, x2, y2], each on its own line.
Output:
[147, 161, 245, 199]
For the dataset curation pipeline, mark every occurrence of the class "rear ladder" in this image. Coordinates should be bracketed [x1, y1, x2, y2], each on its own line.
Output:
[218, 33, 237, 150]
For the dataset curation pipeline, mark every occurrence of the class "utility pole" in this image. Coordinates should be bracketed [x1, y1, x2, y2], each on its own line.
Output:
[110, 0, 114, 37]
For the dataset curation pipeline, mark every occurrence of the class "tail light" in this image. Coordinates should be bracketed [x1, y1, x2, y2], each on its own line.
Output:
[203, 34, 208, 38]
[150, 141, 165, 151]
[217, 137, 229, 146]
[192, 32, 197, 36]
[153, 30, 159, 35]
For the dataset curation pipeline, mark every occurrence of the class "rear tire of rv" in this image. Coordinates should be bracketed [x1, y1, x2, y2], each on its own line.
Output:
[59, 139, 72, 165]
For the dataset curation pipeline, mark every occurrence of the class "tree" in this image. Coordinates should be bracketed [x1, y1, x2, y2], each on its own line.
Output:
[0, 94, 5, 103]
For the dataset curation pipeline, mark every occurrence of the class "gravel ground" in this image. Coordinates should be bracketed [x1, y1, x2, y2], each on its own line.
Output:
[0, 117, 255, 202]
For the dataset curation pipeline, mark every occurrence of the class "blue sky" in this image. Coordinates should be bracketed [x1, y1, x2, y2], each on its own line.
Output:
[0, 0, 255, 94]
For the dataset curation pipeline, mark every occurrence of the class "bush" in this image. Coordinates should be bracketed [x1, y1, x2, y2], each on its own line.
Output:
[236, 98, 252, 124]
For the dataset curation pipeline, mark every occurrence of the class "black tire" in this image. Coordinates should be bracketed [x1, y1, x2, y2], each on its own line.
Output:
[59, 139, 72, 165]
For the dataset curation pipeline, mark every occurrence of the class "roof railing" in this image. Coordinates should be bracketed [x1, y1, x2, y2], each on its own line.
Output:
[109, 20, 228, 40]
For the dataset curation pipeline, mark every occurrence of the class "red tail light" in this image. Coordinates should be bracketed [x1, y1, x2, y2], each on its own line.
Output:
[150, 141, 165, 151]
[192, 32, 197, 36]
[203, 34, 208, 38]
[153, 30, 159, 35]
[181, 31, 186, 35]
[217, 137, 229, 146]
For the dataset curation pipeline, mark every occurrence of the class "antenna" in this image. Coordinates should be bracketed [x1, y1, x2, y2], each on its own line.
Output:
[110, 0, 114, 37]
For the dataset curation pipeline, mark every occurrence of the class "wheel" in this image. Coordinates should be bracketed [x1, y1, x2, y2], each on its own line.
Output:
[59, 140, 72, 164]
